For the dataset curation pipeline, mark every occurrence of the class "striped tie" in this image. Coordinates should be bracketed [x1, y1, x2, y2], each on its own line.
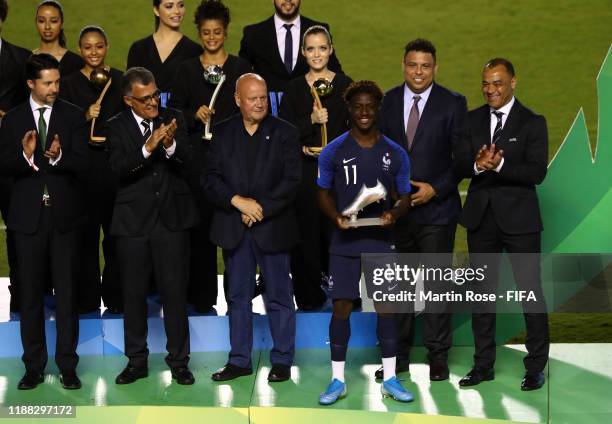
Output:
[141, 119, 151, 141]
[491, 111, 503, 145]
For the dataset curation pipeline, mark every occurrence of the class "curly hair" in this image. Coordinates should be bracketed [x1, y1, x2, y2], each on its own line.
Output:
[194, 0, 230, 29]
[343, 80, 384, 105]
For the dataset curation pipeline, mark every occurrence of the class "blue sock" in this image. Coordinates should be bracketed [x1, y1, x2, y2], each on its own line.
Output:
[377, 316, 397, 358]
[330, 316, 351, 361]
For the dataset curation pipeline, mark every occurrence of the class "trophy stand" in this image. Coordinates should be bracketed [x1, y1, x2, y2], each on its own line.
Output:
[202, 65, 226, 141]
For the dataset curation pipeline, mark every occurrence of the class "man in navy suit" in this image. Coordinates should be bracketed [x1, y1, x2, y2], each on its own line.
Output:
[239, 0, 342, 115]
[454, 58, 549, 391]
[204, 73, 301, 383]
[378, 39, 467, 381]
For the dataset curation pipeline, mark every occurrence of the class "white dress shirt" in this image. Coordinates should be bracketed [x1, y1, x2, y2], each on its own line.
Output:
[274, 14, 301, 71]
[474, 96, 515, 174]
[131, 109, 176, 158]
[25, 95, 62, 169]
[403, 83, 433, 130]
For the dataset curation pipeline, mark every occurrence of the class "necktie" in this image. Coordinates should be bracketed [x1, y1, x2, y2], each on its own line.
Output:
[406, 95, 421, 149]
[491, 111, 503, 145]
[283, 23, 293, 74]
[141, 119, 151, 141]
[37, 107, 47, 150]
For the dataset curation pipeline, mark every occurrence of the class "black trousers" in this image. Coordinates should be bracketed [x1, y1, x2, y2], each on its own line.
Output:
[394, 219, 457, 363]
[15, 207, 80, 373]
[290, 158, 329, 309]
[77, 148, 120, 311]
[467, 207, 549, 374]
[117, 218, 190, 369]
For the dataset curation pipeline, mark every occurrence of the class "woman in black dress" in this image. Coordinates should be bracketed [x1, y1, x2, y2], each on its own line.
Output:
[33, 0, 83, 77]
[127, 0, 202, 108]
[279, 25, 353, 310]
[169, 0, 250, 312]
[59, 26, 124, 314]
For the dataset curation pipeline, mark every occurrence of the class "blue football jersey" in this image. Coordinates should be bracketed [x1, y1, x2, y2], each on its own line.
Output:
[317, 132, 411, 256]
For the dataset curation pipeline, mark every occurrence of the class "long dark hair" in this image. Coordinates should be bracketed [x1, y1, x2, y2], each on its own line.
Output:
[153, 0, 161, 30]
[36, 0, 66, 48]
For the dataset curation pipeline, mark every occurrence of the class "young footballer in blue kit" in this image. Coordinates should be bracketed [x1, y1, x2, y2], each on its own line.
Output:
[316, 81, 414, 404]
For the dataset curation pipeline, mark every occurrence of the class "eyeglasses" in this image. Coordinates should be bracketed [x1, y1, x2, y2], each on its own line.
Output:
[128, 90, 161, 104]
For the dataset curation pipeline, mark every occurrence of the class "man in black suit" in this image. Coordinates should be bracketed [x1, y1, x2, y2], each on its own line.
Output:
[0, 53, 88, 390]
[107, 67, 199, 386]
[378, 39, 467, 381]
[454, 58, 549, 391]
[239, 0, 342, 115]
[204, 73, 301, 383]
[0, 0, 31, 313]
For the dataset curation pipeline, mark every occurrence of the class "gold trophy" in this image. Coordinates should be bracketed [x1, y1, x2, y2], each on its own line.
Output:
[341, 180, 387, 227]
[202, 65, 226, 141]
[89, 66, 112, 143]
[309, 78, 333, 153]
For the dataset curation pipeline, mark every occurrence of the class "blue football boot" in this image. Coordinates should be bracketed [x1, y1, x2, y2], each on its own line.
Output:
[381, 376, 414, 402]
[319, 378, 347, 405]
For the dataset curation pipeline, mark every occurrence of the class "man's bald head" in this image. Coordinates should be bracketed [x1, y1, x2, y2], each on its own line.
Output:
[235, 73, 267, 96]
[235, 73, 268, 125]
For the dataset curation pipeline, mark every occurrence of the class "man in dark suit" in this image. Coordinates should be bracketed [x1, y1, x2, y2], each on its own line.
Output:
[0, 53, 88, 390]
[107, 67, 199, 386]
[378, 39, 467, 381]
[239, 0, 342, 115]
[454, 58, 549, 391]
[204, 73, 301, 383]
[0, 0, 31, 313]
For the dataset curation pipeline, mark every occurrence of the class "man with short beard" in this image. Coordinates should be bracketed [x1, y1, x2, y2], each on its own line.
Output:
[239, 0, 343, 115]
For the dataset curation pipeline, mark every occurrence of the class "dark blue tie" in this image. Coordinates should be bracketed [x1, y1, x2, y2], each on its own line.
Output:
[283, 23, 293, 74]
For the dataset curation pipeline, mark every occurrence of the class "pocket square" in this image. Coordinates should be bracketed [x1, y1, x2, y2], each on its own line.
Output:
[509, 137, 518, 142]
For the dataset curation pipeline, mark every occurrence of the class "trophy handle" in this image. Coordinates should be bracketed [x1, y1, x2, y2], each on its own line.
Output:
[310, 85, 328, 147]
[90, 78, 113, 143]
[202, 74, 227, 141]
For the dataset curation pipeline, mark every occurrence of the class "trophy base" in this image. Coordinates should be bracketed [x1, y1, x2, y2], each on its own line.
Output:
[345, 217, 383, 227]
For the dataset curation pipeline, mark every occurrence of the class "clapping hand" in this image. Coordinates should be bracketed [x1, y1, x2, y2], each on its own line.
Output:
[44, 134, 61, 160]
[22, 130, 37, 157]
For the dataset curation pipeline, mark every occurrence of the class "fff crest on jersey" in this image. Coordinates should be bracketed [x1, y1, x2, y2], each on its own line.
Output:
[382, 152, 391, 171]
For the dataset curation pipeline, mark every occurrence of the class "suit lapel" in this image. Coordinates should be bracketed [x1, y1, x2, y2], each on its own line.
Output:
[125, 110, 146, 148]
[496, 100, 523, 148]
[45, 100, 62, 149]
[393, 85, 408, 148]
[264, 17, 287, 77]
[475, 105, 490, 147]
[232, 120, 249, 193]
[410, 83, 440, 151]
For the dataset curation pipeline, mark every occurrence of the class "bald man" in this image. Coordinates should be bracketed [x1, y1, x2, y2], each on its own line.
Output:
[204, 74, 301, 382]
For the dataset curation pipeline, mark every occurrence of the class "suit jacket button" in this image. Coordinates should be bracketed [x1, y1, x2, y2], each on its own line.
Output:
[153, 172, 158, 176]
[155, 192, 160, 196]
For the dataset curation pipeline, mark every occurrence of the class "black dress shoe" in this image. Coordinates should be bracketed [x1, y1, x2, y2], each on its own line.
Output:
[268, 364, 291, 382]
[459, 368, 495, 387]
[374, 361, 410, 380]
[211, 363, 253, 381]
[171, 366, 195, 385]
[17, 371, 44, 390]
[60, 371, 82, 390]
[115, 366, 148, 384]
[521, 372, 545, 391]
[429, 361, 450, 381]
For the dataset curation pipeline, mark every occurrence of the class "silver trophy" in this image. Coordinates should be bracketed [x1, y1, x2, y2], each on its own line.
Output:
[341, 180, 387, 227]
[202, 65, 226, 140]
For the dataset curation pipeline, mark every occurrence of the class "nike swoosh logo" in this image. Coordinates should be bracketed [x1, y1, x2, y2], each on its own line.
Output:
[343, 157, 356, 164]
